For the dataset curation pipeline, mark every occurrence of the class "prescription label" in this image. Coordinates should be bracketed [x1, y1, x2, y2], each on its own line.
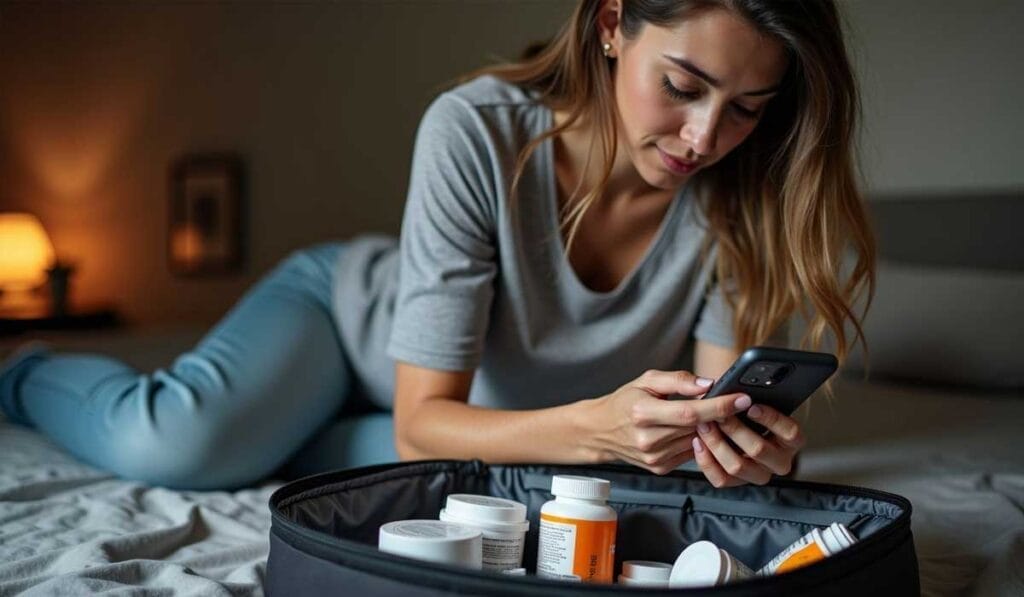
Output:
[775, 541, 827, 574]
[536, 513, 616, 583]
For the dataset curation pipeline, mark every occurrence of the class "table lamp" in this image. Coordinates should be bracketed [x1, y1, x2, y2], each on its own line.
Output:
[0, 212, 57, 314]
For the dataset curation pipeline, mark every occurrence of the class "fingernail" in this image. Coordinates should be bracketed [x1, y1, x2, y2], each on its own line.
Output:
[692, 437, 704, 453]
[748, 405, 763, 418]
[696, 377, 714, 388]
[697, 423, 710, 434]
[734, 394, 752, 410]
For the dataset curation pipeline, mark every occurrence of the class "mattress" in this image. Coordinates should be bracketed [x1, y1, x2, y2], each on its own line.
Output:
[0, 331, 1021, 596]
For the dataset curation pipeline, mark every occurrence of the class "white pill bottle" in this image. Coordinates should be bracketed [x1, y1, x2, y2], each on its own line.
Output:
[536, 475, 617, 583]
[438, 494, 529, 572]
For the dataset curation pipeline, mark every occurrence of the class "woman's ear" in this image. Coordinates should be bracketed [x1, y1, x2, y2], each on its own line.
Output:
[596, 0, 623, 57]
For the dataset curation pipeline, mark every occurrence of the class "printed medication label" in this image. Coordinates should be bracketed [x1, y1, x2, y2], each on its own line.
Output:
[775, 541, 826, 574]
[536, 513, 616, 583]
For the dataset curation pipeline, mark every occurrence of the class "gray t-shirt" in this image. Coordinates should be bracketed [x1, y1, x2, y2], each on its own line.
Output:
[333, 75, 783, 410]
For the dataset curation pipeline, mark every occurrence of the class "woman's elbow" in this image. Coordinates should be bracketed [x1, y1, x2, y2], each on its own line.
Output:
[393, 423, 427, 461]
[394, 436, 418, 461]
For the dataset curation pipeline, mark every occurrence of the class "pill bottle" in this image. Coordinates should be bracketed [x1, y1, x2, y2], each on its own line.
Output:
[669, 541, 754, 588]
[501, 568, 527, 576]
[757, 522, 857, 576]
[378, 520, 482, 569]
[438, 494, 530, 571]
[536, 475, 617, 583]
[618, 560, 672, 586]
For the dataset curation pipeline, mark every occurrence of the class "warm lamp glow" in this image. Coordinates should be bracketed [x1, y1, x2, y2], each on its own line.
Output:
[0, 212, 56, 291]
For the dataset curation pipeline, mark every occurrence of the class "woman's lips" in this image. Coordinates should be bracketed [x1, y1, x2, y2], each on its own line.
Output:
[657, 148, 698, 175]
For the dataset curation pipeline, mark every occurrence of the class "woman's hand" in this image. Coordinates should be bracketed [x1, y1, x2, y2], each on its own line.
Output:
[580, 369, 755, 475]
[692, 404, 805, 487]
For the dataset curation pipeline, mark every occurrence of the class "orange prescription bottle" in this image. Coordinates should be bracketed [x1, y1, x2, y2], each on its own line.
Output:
[757, 522, 857, 575]
[535, 475, 617, 583]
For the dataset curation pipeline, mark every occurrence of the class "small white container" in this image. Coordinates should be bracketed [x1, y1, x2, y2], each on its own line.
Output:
[757, 522, 857, 576]
[439, 494, 530, 571]
[669, 541, 754, 588]
[501, 567, 527, 576]
[618, 560, 672, 586]
[378, 520, 482, 569]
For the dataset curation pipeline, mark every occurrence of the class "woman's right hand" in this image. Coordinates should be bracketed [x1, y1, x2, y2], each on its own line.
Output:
[579, 369, 753, 475]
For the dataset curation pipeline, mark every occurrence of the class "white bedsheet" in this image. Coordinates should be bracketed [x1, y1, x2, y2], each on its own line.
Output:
[0, 419, 279, 596]
[798, 378, 1024, 597]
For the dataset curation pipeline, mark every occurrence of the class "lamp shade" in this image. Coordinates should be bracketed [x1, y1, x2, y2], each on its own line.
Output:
[0, 212, 56, 291]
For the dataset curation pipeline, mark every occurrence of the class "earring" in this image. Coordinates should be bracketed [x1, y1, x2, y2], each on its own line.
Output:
[602, 42, 613, 57]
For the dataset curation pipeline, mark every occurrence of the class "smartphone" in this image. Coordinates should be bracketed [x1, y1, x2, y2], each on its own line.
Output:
[700, 346, 838, 435]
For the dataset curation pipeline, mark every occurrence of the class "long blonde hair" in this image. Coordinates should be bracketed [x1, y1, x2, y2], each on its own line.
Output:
[456, 0, 876, 376]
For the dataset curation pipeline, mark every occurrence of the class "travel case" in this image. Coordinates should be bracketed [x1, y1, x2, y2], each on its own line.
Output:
[267, 460, 918, 595]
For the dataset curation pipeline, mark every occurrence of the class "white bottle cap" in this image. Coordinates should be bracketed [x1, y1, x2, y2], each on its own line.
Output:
[379, 520, 483, 569]
[501, 567, 527, 576]
[669, 541, 726, 588]
[830, 522, 857, 545]
[819, 524, 855, 554]
[619, 574, 669, 586]
[441, 494, 529, 532]
[550, 475, 611, 500]
[621, 560, 673, 582]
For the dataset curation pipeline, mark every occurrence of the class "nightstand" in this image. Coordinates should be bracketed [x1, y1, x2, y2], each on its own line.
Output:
[0, 306, 120, 337]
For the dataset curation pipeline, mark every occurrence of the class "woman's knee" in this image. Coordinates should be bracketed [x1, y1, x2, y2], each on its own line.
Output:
[105, 421, 277, 490]
[278, 242, 346, 280]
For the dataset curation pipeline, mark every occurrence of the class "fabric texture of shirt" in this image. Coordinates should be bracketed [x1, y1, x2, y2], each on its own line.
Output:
[332, 75, 786, 410]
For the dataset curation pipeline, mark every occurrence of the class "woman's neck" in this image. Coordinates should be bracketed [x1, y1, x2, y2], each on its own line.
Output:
[552, 108, 666, 209]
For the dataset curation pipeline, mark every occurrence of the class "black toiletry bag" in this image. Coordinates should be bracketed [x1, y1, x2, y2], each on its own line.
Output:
[266, 460, 918, 596]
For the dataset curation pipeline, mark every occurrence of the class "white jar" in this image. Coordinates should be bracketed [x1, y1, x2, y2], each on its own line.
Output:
[669, 541, 754, 588]
[438, 494, 529, 572]
[378, 520, 482, 569]
[536, 475, 617, 583]
[618, 560, 672, 586]
[757, 522, 857, 576]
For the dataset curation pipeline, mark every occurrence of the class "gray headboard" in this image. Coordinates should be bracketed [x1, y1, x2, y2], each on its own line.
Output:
[839, 191, 1023, 390]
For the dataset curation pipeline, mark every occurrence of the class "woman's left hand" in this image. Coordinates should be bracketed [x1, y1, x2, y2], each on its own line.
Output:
[691, 403, 805, 487]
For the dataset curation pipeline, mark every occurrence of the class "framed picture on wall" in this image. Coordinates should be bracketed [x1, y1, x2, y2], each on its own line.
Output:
[168, 154, 244, 276]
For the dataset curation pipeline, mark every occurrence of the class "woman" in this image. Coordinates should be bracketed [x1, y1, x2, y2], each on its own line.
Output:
[0, 0, 873, 491]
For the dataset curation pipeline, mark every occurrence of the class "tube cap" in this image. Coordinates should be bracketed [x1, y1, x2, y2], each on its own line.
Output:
[550, 475, 611, 500]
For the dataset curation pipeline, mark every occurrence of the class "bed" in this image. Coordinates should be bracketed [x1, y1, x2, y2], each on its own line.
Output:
[1, 326, 1021, 596]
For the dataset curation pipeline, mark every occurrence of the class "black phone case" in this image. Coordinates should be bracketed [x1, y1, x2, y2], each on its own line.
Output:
[703, 346, 838, 434]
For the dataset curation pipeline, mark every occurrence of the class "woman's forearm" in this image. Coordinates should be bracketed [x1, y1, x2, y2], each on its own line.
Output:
[396, 397, 602, 464]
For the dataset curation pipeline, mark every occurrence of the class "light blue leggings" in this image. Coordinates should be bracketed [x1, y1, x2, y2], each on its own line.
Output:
[0, 243, 398, 490]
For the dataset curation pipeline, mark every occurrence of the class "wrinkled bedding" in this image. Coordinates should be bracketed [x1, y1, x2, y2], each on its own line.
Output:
[797, 378, 1024, 597]
[0, 420, 279, 596]
[0, 365, 1021, 596]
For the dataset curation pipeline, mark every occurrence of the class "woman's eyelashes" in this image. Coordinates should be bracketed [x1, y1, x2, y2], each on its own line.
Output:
[660, 75, 699, 101]
[659, 75, 760, 119]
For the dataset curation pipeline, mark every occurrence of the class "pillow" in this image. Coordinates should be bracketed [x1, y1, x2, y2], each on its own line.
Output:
[831, 261, 1023, 390]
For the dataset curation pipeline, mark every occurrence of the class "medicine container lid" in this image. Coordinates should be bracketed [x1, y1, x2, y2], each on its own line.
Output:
[550, 475, 611, 500]
[622, 560, 673, 581]
[669, 541, 725, 588]
[379, 520, 481, 543]
[444, 494, 527, 524]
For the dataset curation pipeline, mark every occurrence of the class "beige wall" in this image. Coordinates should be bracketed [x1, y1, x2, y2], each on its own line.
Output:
[1, 1, 1021, 325]
[0, 1, 575, 324]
